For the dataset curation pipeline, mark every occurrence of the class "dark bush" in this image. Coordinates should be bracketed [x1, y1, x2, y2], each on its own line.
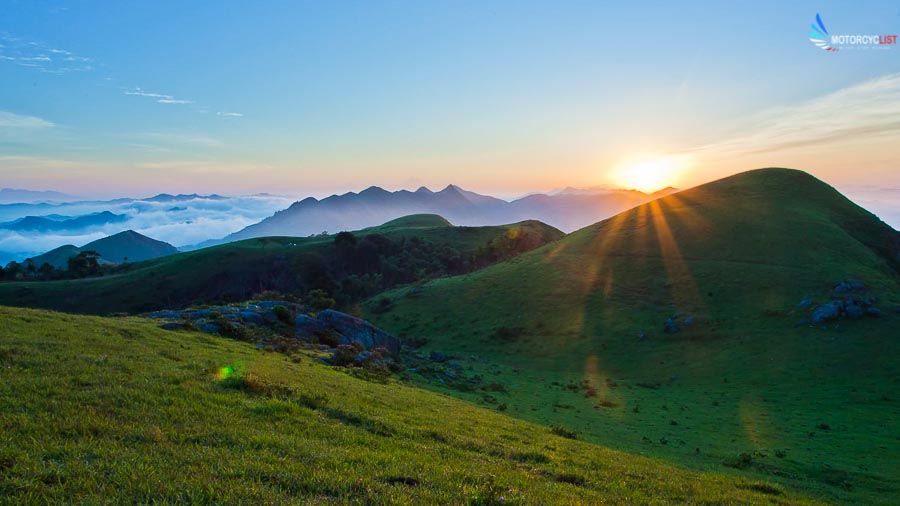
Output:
[492, 326, 526, 342]
[549, 424, 578, 439]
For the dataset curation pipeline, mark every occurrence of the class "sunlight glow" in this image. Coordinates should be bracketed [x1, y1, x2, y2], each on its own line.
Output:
[610, 155, 691, 193]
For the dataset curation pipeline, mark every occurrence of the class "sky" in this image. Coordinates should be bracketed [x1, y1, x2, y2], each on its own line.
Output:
[1, 1, 900, 204]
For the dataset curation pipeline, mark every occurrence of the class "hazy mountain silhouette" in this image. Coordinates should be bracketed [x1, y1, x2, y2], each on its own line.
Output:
[203, 184, 665, 246]
[26, 230, 178, 268]
[1, 211, 127, 232]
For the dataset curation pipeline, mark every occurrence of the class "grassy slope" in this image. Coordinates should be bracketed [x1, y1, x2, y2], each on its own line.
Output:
[0, 306, 817, 504]
[364, 169, 900, 504]
[0, 216, 562, 315]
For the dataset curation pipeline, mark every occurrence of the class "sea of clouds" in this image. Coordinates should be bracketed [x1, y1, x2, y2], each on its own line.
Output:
[0, 194, 295, 264]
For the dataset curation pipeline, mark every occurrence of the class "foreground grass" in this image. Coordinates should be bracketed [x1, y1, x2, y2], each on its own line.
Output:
[0, 307, 816, 504]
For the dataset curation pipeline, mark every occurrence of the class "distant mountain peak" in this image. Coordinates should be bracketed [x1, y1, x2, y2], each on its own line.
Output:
[415, 186, 434, 194]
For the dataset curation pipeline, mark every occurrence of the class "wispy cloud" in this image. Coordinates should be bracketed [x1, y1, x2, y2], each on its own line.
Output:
[0, 111, 54, 128]
[3, 32, 237, 119]
[124, 88, 194, 105]
[138, 132, 223, 148]
[124, 90, 171, 99]
[686, 73, 900, 156]
[0, 32, 93, 74]
[217, 111, 243, 117]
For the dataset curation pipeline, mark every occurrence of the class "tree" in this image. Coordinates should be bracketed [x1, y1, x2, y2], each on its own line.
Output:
[68, 250, 101, 277]
[305, 288, 336, 312]
[38, 262, 56, 279]
[3, 261, 23, 280]
[334, 231, 357, 249]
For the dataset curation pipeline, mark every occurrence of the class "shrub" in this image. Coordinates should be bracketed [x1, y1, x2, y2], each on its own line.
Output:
[273, 305, 292, 323]
[492, 326, 526, 342]
[555, 473, 587, 486]
[371, 296, 394, 314]
[723, 453, 755, 469]
[549, 424, 578, 439]
[305, 289, 335, 312]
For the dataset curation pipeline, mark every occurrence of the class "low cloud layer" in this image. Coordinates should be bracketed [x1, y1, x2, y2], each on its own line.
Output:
[0, 194, 294, 262]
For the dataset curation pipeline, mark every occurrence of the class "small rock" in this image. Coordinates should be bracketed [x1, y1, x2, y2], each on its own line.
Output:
[844, 303, 864, 320]
[663, 318, 679, 334]
[429, 351, 447, 363]
[811, 302, 841, 324]
[683, 316, 696, 326]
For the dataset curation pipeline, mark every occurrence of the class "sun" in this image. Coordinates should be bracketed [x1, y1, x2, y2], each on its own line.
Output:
[610, 155, 689, 193]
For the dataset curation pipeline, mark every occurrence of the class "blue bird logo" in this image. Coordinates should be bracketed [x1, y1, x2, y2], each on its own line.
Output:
[809, 13, 837, 52]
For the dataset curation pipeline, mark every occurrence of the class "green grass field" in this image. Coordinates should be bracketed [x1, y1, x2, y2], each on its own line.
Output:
[363, 169, 900, 504]
[0, 306, 820, 504]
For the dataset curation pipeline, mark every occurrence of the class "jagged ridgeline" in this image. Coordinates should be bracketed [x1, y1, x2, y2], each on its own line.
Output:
[0, 215, 563, 314]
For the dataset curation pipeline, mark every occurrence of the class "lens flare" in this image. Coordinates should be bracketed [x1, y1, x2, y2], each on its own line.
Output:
[216, 366, 234, 380]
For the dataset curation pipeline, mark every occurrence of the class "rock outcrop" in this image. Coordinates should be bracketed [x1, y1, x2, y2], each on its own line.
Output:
[314, 309, 401, 355]
[148, 301, 401, 355]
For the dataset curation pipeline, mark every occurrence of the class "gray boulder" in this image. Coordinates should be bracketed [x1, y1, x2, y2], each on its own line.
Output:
[317, 309, 401, 354]
[845, 303, 864, 320]
[811, 302, 841, 324]
[146, 310, 183, 319]
[294, 314, 331, 339]
[833, 279, 865, 295]
[238, 311, 265, 325]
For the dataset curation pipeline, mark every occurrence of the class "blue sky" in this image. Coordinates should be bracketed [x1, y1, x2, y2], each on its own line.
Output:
[1, 0, 899, 198]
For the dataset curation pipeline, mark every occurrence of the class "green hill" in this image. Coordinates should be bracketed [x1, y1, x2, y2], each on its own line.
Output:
[0, 218, 562, 315]
[0, 306, 820, 504]
[365, 213, 454, 231]
[82, 229, 179, 264]
[363, 168, 900, 503]
[25, 230, 178, 269]
[23, 244, 81, 269]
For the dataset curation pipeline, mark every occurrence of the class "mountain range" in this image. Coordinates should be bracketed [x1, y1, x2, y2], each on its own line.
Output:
[0, 211, 127, 232]
[201, 184, 677, 247]
[0, 188, 73, 203]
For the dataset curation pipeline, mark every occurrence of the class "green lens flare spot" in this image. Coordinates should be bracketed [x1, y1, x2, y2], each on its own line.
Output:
[217, 366, 234, 380]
